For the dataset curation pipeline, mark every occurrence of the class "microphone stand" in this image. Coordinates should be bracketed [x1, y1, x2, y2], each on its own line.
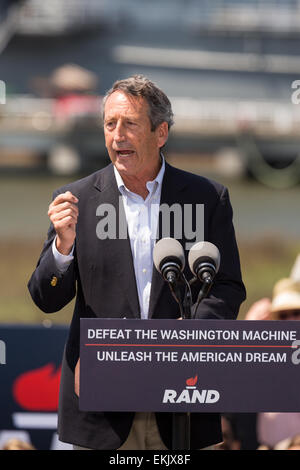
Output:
[167, 273, 192, 451]
[168, 273, 192, 320]
[168, 273, 215, 450]
[193, 274, 214, 319]
[155, 240, 219, 450]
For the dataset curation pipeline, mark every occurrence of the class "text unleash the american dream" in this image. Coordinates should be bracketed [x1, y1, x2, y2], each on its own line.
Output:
[86, 327, 300, 365]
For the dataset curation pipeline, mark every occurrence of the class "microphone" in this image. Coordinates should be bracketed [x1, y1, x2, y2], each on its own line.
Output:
[153, 238, 185, 284]
[188, 242, 220, 316]
[188, 241, 220, 283]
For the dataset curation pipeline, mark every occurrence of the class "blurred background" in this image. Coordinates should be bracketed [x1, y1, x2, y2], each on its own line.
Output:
[0, 0, 300, 450]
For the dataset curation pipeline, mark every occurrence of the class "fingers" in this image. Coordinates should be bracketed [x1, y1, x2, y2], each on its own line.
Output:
[51, 207, 78, 223]
[48, 192, 79, 254]
[48, 191, 79, 222]
[50, 200, 79, 214]
[52, 191, 78, 206]
[53, 215, 77, 232]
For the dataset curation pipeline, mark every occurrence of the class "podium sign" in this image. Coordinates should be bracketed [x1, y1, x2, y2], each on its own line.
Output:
[79, 319, 300, 413]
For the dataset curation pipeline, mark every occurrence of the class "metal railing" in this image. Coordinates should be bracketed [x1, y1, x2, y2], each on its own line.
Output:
[1, 95, 300, 139]
[15, 0, 300, 35]
[185, 0, 300, 34]
[17, 0, 106, 34]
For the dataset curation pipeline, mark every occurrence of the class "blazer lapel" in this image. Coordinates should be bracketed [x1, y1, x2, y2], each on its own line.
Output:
[91, 165, 140, 318]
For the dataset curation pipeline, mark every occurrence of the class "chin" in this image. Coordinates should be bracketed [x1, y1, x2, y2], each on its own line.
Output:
[115, 158, 136, 172]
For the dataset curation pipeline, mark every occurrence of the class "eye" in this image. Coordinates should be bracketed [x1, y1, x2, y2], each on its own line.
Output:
[105, 121, 115, 130]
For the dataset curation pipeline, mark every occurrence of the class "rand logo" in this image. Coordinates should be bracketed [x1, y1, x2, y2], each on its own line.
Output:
[0, 80, 5, 104]
[0, 340, 6, 365]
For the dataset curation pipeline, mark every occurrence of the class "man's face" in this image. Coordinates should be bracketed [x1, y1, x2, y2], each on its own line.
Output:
[278, 309, 300, 320]
[103, 91, 168, 180]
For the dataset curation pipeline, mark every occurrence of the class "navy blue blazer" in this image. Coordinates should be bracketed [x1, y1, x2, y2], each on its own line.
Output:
[28, 162, 246, 449]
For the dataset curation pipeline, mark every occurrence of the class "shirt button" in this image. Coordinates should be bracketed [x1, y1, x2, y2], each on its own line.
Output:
[142, 269, 147, 273]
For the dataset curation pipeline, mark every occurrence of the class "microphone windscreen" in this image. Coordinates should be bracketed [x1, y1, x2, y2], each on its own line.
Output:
[153, 238, 185, 273]
[188, 241, 220, 276]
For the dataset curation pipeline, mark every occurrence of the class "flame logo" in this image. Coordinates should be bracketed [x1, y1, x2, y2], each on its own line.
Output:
[186, 374, 198, 387]
[12, 363, 61, 411]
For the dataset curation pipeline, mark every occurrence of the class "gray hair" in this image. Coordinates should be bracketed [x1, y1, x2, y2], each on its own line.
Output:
[102, 74, 174, 131]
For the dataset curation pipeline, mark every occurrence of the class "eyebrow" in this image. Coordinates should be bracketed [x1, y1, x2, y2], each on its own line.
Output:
[104, 115, 139, 123]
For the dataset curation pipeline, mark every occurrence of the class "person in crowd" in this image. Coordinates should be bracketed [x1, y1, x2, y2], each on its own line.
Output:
[245, 256, 300, 450]
[1, 438, 35, 450]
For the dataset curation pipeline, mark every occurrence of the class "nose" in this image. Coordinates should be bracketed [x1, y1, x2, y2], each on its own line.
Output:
[114, 120, 126, 143]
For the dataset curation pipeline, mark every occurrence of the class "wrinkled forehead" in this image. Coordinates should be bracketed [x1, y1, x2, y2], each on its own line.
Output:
[103, 90, 150, 120]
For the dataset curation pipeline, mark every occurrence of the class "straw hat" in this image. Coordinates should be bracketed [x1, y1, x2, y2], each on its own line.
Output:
[270, 254, 300, 318]
[271, 278, 300, 316]
[290, 254, 300, 281]
[50, 64, 98, 92]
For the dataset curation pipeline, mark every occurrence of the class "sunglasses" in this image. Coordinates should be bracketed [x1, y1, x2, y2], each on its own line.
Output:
[278, 310, 300, 320]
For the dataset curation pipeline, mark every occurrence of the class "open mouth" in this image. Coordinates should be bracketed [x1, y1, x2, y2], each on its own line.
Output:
[116, 150, 135, 157]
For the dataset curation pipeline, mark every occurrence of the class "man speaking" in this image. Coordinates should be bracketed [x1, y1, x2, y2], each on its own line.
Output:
[28, 75, 246, 450]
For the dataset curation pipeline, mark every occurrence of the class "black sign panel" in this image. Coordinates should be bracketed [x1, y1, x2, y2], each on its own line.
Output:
[0, 325, 69, 450]
[79, 319, 300, 413]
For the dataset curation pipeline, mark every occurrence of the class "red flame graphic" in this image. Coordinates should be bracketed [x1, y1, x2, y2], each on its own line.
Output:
[186, 375, 198, 386]
[12, 363, 61, 411]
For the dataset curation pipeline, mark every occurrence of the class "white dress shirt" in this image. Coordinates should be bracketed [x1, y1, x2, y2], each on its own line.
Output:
[52, 157, 165, 319]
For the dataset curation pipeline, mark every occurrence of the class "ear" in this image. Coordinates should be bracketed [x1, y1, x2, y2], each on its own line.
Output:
[156, 121, 169, 148]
